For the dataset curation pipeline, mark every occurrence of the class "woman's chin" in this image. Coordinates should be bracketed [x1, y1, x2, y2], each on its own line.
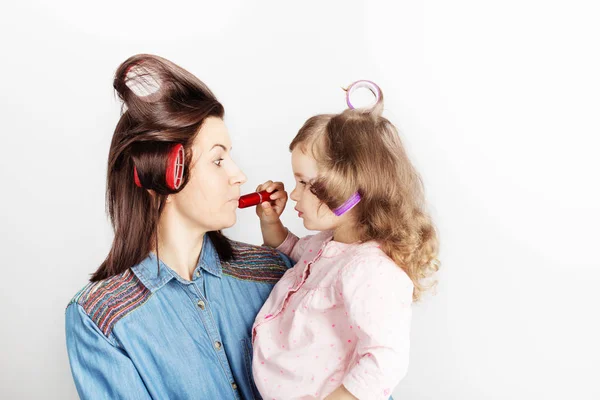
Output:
[201, 212, 236, 232]
[222, 213, 237, 229]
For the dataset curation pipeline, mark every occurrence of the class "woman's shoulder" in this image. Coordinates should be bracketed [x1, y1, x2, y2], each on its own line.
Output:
[228, 240, 288, 263]
[66, 269, 152, 337]
[223, 240, 292, 284]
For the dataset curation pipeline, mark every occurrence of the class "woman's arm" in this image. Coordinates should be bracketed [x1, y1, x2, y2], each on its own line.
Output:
[65, 304, 152, 400]
[325, 385, 359, 400]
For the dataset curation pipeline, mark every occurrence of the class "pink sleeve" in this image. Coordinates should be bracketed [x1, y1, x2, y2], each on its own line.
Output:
[338, 255, 414, 400]
[275, 229, 314, 262]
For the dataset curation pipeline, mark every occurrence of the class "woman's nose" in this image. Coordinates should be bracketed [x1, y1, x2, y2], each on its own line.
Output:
[230, 163, 247, 186]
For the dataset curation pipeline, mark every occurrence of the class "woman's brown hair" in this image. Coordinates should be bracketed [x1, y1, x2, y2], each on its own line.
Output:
[290, 87, 440, 301]
[91, 54, 232, 282]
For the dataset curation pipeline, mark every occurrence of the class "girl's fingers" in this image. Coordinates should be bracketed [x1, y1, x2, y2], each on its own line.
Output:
[274, 195, 286, 205]
[269, 191, 287, 200]
[261, 202, 280, 219]
[267, 181, 284, 192]
[256, 180, 274, 192]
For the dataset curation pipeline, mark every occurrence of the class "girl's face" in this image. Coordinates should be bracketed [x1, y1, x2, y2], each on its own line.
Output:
[289, 147, 339, 231]
[169, 117, 247, 231]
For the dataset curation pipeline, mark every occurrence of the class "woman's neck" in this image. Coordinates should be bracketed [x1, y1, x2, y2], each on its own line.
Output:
[154, 209, 207, 281]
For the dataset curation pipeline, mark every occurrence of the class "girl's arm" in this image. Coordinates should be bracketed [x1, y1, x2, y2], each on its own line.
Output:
[273, 229, 315, 263]
[261, 218, 288, 248]
[338, 255, 414, 400]
[254, 180, 315, 260]
[255, 180, 289, 247]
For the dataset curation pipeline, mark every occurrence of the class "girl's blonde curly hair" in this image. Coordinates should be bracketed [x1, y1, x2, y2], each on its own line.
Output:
[290, 86, 440, 301]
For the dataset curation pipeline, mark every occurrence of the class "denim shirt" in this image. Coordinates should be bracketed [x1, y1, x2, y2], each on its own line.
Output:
[65, 236, 292, 399]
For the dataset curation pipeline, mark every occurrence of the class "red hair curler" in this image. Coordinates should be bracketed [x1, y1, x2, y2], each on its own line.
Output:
[134, 144, 185, 190]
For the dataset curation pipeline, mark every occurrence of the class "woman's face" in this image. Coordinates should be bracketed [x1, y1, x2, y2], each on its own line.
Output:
[169, 117, 247, 231]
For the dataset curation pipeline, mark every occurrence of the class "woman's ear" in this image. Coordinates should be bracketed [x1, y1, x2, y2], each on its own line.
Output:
[145, 189, 161, 202]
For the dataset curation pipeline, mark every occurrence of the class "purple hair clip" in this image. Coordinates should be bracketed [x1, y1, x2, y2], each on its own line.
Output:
[345, 80, 381, 110]
[333, 191, 361, 216]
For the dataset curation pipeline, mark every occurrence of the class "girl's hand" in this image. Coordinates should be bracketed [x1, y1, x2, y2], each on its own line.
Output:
[255, 180, 288, 225]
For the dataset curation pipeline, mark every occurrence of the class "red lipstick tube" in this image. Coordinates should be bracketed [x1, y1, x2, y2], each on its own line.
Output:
[238, 190, 277, 209]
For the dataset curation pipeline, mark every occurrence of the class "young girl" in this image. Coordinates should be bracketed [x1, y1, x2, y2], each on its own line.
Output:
[251, 81, 439, 400]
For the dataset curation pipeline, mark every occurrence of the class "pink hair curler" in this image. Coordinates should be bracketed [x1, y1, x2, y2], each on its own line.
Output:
[345, 80, 381, 110]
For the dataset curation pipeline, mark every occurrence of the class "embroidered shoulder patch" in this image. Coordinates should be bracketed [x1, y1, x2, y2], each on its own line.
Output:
[69, 269, 151, 337]
[222, 241, 288, 284]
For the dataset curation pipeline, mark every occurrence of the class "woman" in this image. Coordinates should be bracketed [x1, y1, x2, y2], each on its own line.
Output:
[65, 54, 291, 399]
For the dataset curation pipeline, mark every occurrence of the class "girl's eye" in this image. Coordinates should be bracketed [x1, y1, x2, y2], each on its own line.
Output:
[214, 158, 224, 166]
[299, 180, 307, 185]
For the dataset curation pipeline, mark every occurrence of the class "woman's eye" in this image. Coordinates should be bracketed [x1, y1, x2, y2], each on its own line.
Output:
[299, 180, 307, 185]
[214, 158, 224, 166]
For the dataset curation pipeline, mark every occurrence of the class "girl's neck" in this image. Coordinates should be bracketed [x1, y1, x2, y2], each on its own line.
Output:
[332, 223, 360, 244]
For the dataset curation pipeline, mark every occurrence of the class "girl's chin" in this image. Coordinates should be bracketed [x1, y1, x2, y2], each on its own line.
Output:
[302, 219, 313, 230]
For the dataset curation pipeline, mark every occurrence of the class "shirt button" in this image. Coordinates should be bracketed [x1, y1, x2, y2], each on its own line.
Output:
[231, 383, 238, 390]
[214, 341, 222, 350]
[197, 300, 205, 310]
[195, 270, 201, 278]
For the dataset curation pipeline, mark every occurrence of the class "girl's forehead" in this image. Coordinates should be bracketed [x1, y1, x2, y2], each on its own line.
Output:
[291, 147, 318, 177]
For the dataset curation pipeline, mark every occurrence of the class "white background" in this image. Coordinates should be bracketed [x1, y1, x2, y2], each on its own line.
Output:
[1, 1, 598, 399]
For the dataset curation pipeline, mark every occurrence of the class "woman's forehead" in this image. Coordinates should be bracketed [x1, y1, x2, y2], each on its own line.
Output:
[194, 117, 232, 151]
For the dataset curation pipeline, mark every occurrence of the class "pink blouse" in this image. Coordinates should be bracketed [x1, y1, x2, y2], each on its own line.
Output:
[252, 230, 414, 399]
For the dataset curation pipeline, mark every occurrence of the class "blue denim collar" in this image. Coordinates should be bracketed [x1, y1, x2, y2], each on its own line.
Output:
[132, 234, 222, 292]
